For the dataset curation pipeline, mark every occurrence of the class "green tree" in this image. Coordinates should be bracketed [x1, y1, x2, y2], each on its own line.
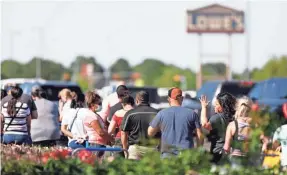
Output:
[133, 59, 166, 86]
[77, 76, 89, 92]
[252, 56, 287, 80]
[24, 57, 70, 80]
[1, 58, 70, 80]
[70, 56, 104, 74]
[202, 62, 226, 76]
[1, 60, 25, 78]
[110, 58, 132, 73]
[153, 65, 196, 90]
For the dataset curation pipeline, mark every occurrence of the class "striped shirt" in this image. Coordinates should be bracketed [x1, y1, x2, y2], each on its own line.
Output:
[1, 101, 30, 135]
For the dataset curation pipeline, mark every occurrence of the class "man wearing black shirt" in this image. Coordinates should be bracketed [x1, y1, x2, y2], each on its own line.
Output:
[107, 85, 129, 123]
[121, 91, 158, 159]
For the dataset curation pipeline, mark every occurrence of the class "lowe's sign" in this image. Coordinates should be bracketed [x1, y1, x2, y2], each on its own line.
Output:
[187, 4, 244, 33]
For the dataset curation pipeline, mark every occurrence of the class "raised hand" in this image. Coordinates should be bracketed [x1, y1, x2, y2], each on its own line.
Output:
[199, 95, 210, 108]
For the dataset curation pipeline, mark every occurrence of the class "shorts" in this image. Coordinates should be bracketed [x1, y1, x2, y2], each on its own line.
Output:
[128, 145, 155, 160]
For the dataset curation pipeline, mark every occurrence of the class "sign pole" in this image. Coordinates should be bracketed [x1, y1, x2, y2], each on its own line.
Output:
[227, 34, 232, 80]
[245, 1, 251, 80]
[186, 4, 244, 85]
[196, 33, 203, 90]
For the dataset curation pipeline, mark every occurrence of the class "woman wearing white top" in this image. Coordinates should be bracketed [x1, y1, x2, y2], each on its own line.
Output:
[61, 94, 87, 149]
[58, 89, 74, 122]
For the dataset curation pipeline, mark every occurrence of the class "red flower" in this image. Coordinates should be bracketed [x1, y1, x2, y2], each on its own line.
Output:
[77, 150, 98, 165]
[41, 153, 50, 164]
[77, 150, 93, 159]
[57, 149, 71, 159]
[49, 151, 60, 160]
[82, 156, 97, 165]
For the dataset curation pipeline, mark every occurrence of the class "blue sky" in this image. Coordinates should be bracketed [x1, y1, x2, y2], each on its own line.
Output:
[1, 0, 287, 73]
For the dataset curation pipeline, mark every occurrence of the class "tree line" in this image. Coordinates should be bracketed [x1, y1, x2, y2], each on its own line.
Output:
[1, 55, 286, 90]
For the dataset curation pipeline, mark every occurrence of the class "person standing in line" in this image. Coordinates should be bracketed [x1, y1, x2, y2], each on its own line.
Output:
[58, 89, 79, 145]
[106, 85, 129, 123]
[121, 91, 159, 160]
[84, 91, 114, 158]
[108, 95, 134, 157]
[61, 92, 87, 149]
[1, 89, 7, 142]
[2, 85, 38, 120]
[148, 87, 203, 158]
[200, 92, 236, 164]
[98, 81, 126, 122]
[272, 121, 287, 172]
[58, 89, 74, 122]
[1, 86, 33, 145]
[31, 87, 61, 147]
[223, 96, 252, 167]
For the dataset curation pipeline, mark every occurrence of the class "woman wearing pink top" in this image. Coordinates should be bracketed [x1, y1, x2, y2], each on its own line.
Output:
[84, 91, 113, 158]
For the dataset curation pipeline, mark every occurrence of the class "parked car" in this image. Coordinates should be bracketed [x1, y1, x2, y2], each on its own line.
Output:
[187, 80, 256, 117]
[248, 78, 287, 120]
[0, 78, 46, 90]
[20, 80, 84, 103]
[127, 86, 160, 104]
[106, 85, 165, 110]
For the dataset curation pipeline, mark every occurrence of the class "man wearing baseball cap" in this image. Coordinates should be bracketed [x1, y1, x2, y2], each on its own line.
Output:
[148, 87, 203, 158]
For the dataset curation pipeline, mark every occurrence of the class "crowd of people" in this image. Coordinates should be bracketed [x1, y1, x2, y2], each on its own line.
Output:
[0, 84, 286, 171]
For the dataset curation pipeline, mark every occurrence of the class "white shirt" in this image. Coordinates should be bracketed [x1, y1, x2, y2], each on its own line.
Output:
[62, 101, 72, 114]
[273, 124, 287, 166]
[62, 108, 88, 143]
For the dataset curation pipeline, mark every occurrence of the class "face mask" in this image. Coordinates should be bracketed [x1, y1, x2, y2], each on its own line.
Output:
[95, 105, 102, 112]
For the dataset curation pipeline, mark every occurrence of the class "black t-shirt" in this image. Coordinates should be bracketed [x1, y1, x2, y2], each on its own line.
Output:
[121, 104, 158, 146]
[208, 113, 230, 154]
[107, 102, 123, 122]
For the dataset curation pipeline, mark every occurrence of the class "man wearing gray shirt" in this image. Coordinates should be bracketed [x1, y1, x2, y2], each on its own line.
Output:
[30, 87, 60, 147]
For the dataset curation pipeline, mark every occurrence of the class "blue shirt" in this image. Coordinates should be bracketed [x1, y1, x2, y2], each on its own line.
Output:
[150, 106, 201, 153]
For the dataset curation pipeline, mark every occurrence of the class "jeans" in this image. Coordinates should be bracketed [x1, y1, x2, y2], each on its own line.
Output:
[68, 140, 87, 149]
[3, 134, 32, 145]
